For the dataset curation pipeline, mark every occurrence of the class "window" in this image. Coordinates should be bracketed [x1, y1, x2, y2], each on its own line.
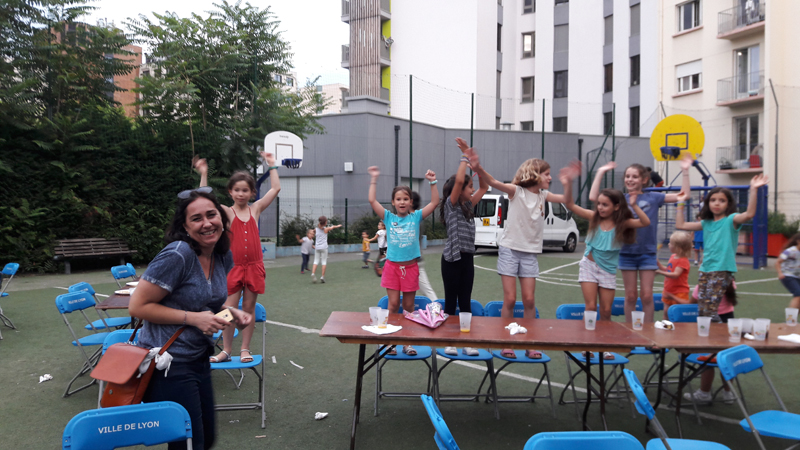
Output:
[551, 202, 567, 220]
[286, 77, 294, 87]
[474, 199, 497, 218]
[603, 112, 613, 134]
[497, 24, 502, 51]
[604, 63, 613, 93]
[735, 115, 759, 160]
[553, 117, 568, 132]
[677, 0, 701, 32]
[630, 106, 640, 137]
[630, 55, 640, 86]
[521, 121, 534, 131]
[554, 70, 568, 98]
[630, 4, 641, 36]
[554, 25, 569, 53]
[735, 45, 760, 96]
[273, 74, 282, 83]
[676, 60, 702, 93]
[523, 0, 535, 14]
[522, 32, 535, 58]
[521, 77, 534, 103]
[604, 16, 613, 45]
[555, 0, 568, 4]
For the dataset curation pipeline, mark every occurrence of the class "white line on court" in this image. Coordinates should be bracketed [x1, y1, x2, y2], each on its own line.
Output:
[265, 320, 321, 334]
[736, 277, 778, 285]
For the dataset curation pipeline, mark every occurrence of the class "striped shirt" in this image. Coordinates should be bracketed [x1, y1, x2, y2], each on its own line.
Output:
[442, 199, 475, 262]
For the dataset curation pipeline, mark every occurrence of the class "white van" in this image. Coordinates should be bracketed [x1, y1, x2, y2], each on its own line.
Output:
[473, 194, 579, 252]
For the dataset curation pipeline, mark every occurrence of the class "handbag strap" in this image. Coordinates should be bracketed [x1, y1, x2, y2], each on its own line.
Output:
[128, 318, 185, 356]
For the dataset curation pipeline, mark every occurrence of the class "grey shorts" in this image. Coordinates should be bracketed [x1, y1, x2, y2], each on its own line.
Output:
[497, 246, 540, 278]
[578, 257, 617, 290]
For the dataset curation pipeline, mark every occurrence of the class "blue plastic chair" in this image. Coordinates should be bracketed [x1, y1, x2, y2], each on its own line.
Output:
[432, 300, 499, 419]
[69, 282, 133, 330]
[555, 304, 634, 422]
[421, 394, 460, 450]
[211, 302, 268, 428]
[374, 296, 434, 416]
[56, 291, 111, 397]
[0, 262, 20, 336]
[624, 368, 732, 449]
[111, 264, 138, 288]
[716, 345, 800, 450]
[524, 431, 645, 450]
[480, 301, 555, 418]
[62, 401, 192, 449]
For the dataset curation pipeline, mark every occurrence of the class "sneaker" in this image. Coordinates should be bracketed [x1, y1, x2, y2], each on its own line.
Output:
[683, 389, 713, 405]
[320, 277, 326, 283]
[362, 265, 369, 269]
[301, 270, 305, 274]
[462, 347, 479, 356]
[721, 389, 736, 404]
[311, 274, 317, 283]
[444, 347, 458, 356]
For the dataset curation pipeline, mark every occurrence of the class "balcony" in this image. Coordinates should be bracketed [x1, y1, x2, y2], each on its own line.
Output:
[716, 144, 764, 174]
[380, 87, 390, 101]
[380, 0, 391, 20]
[379, 43, 390, 66]
[717, 71, 764, 106]
[718, 2, 764, 39]
[342, 0, 349, 23]
[341, 44, 349, 68]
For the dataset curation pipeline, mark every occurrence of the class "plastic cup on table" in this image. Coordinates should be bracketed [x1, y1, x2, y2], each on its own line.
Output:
[369, 307, 381, 326]
[727, 318, 743, 342]
[756, 318, 771, 339]
[753, 319, 768, 341]
[786, 308, 799, 326]
[631, 311, 645, 330]
[459, 312, 472, 332]
[376, 309, 389, 329]
[740, 318, 754, 334]
[697, 316, 712, 337]
[584, 311, 597, 331]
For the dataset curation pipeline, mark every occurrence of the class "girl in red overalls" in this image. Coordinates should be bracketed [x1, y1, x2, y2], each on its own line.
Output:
[194, 153, 280, 364]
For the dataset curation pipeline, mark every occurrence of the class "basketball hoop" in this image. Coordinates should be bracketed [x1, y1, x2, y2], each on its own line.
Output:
[283, 158, 302, 169]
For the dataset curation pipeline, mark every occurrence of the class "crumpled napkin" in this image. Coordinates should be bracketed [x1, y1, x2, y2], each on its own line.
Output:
[39, 374, 53, 383]
[314, 412, 328, 420]
[655, 320, 675, 330]
[743, 333, 755, 340]
[139, 348, 174, 377]
[361, 324, 403, 335]
[777, 334, 800, 344]
[505, 322, 527, 335]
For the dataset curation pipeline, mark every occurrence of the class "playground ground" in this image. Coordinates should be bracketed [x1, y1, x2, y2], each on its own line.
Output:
[1, 245, 796, 449]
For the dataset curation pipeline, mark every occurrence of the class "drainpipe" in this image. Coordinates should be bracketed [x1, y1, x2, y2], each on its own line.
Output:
[769, 79, 778, 212]
[578, 138, 584, 206]
[394, 125, 400, 187]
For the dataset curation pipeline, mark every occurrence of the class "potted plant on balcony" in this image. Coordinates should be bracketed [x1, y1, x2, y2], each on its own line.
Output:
[767, 211, 800, 257]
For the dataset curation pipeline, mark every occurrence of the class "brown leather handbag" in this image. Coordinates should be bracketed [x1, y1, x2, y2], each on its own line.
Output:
[91, 322, 184, 408]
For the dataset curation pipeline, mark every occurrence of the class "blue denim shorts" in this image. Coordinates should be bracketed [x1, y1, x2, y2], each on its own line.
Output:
[618, 252, 658, 271]
[781, 276, 800, 297]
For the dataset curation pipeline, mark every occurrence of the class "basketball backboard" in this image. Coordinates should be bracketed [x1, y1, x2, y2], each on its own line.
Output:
[649, 114, 704, 162]
[263, 131, 303, 171]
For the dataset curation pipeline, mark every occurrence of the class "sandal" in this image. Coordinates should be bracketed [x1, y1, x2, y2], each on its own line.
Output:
[444, 346, 458, 355]
[387, 346, 397, 356]
[603, 352, 615, 360]
[240, 349, 254, 363]
[526, 349, 542, 359]
[402, 345, 417, 356]
[501, 349, 517, 359]
[462, 347, 479, 356]
[581, 351, 594, 360]
[210, 350, 231, 363]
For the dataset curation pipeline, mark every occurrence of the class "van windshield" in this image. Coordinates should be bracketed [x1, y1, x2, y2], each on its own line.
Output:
[474, 199, 496, 218]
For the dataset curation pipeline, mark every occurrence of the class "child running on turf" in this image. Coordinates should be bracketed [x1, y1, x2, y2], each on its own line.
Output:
[194, 154, 280, 364]
[361, 231, 371, 268]
[439, 138, 488, 357]
[368, 165, 439, 356]
[561, 162, 650, 359]
[311, 216, 342, 283]
[777, 233, 800, 310]
[675, 173, 768, 321]
[296, 229, 314, 274]
[656, 231, 693, 320]
[470, 153, 568, 360]
[590, 157, 691, 324]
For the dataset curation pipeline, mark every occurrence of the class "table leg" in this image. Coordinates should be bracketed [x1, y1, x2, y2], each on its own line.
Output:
[582, 352, 592, 431]
[350, 344, 366, 450]
[647, 348, 667, 434]
[599, 356, 607, 431]
[674, 353, 687, 439]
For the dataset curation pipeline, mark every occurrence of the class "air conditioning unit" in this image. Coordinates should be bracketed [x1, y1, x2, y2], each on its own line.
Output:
[344, 162, 354, 172]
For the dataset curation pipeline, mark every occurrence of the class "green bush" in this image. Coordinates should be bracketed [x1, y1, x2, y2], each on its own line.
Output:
[573, 215, 589, 237]
[279, 215, 317, 247]
[768, 211, 800, 238]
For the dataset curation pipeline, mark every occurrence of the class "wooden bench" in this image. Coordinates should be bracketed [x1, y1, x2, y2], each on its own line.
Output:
[53, 238, 137, 274]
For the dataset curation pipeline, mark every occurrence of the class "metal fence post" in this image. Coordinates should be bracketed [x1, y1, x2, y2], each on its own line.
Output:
[344, 198, 348, 242]
[275, 196, 280, 246]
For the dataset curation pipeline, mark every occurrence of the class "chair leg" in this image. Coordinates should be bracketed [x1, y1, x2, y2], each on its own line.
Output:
[561, 354, 582, 422]
[0, 311, 15, 329]
[374, 352, 383, 417]
[542, 364, 556, 418]
[486, 359, 500, 420]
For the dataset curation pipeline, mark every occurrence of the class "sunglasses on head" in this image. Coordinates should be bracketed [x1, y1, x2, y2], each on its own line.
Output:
[177, 186, 213, 199]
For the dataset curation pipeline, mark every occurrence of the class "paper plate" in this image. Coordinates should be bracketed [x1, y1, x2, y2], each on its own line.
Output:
[126, 281, 139, 287]
[115, 289, 132, 295]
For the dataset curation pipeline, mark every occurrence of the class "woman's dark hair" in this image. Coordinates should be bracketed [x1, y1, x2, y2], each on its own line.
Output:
[588, 189, 636, 245]
[165, 191, 231, 256]
[699, 187, 737, 220]
[227, 171, 256, 194]
[438, 174, 474, 225]
[782, 233, 800, 252]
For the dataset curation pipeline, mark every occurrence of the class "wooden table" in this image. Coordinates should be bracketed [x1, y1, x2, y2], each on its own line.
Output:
[94, 292, 132, 310]
[619, 322, 800, 436]
[320, 311, 655, 449]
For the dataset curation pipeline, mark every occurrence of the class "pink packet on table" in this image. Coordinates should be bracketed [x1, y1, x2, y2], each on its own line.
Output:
[404, 303, 449, 329]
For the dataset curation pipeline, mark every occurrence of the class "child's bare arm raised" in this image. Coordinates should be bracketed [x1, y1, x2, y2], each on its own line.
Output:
[733, 174, 769, 225]
[421, 170, 440, 218]
[559, 161, 594, 221]
[468, 152, 518, 198]
[368, 166, 385, 220]
[450, 138, 470, 205]
[588, 162, 616, 202]
[193, 156, 232, 218]
[664, 154, 693, 203]
[674, 190, 703, 231]
[251, 152, 281, 216]
[625, 193, 651, 229]
[462, 144, 490, 203]
[324, 224, 343, 233]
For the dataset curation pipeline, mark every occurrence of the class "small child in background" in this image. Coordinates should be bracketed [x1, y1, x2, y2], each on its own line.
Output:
[375, 221, 387, 260]
[296, 229, 314, 274]
[311, 216, 343, 284]
[656, 231, 693, 320]
[361, 231, 371, 268]
[776, 233, 800, 310]
[693, 214, 704, 266]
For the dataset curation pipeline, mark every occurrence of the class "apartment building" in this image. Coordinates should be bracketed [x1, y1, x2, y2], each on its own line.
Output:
[317, 83, 350, 115]
[658, 0, 800, 213]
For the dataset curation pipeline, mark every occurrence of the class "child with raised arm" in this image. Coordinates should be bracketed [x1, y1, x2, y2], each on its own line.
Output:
[368, 165, 439, 356]
[675, 172, 768, 321]
[311, 216, 343, 283]
[470, 154, 567, 360]
[590, 157, 691, 324]
[656, 231, 693, 320]
[194, 153, 280, 365]
[560, 161, 650, 358]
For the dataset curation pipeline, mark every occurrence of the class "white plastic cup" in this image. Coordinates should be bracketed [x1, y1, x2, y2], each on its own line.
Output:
[369, 307, 381, 326]
[786, 308, 799, 326]
[459, 312, 472, 332]
[727, 318, 743, 342]
[376, 309, 389, 328]
[756, 318, 771, 339]
[697, 316, 712, 337]
[584, 311, 597, 331]
[740, 318, 754, 334]
[753, 319, 768, 341]
[631, 311, 645, 330]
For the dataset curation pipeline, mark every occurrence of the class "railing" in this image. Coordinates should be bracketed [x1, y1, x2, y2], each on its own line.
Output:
[718, 1, 764, 35]
[380, 88, 390, 101]
[717, 71, 764, 104]
[380, 0, 390, 15]
[716, 144, 763, 171]
[342, 45, 350, 66]
[342, 0, 350, 17]
[380, 44, 390, 62]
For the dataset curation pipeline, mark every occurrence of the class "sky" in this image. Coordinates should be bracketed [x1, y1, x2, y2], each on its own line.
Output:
[85, 0, 350, 86]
